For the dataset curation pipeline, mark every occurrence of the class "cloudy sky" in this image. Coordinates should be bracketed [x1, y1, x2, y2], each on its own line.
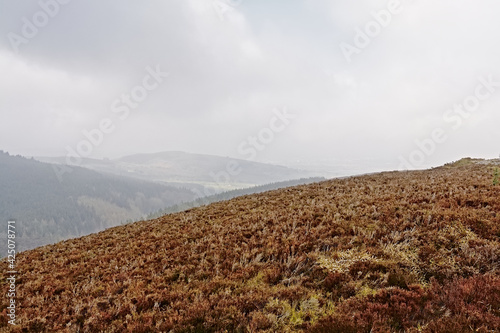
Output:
[1, 0, 499, 172]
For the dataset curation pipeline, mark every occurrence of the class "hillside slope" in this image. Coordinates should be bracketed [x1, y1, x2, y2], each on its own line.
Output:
[0, 151, 194, 252]
[1, 160, 499, 332]
[147, 177, 326, 219]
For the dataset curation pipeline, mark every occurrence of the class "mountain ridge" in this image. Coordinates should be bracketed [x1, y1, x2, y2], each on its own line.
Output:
[35, 151, 321, 193]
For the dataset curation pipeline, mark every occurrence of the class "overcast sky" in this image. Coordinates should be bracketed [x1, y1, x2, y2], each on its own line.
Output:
[1, 0, 499, 171]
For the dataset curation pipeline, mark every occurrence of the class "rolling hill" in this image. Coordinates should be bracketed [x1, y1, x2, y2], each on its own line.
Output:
[0, 151, 195, 252]
[36, 151, 320, 193]
[1, 159, 499, 332]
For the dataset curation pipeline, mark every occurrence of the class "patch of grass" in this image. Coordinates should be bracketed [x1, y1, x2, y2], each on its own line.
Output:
[493, 167, 499, 186]
[444, 157, 483, 167]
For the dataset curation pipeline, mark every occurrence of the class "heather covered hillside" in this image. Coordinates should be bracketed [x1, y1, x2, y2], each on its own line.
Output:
[1, 160, 499, 332]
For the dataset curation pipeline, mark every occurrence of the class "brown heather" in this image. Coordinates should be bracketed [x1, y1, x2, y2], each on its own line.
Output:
[1, 160, 499, 332]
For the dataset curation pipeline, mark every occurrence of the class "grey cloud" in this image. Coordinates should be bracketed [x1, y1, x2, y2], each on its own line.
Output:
[1, 0, 499, 170]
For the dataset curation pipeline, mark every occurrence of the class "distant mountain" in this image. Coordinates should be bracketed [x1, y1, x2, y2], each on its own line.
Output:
[0, 151, 194, 252]
[36, 151, 319, 194]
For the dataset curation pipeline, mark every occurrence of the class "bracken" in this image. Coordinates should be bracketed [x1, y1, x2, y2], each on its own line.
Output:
[1, 160, 499, 332]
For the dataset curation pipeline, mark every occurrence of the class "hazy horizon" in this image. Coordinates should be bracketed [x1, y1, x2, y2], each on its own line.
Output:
[1, 0, 500, 171]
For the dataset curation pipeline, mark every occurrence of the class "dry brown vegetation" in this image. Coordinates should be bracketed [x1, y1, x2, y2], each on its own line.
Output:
[1, 160, 499, 332]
